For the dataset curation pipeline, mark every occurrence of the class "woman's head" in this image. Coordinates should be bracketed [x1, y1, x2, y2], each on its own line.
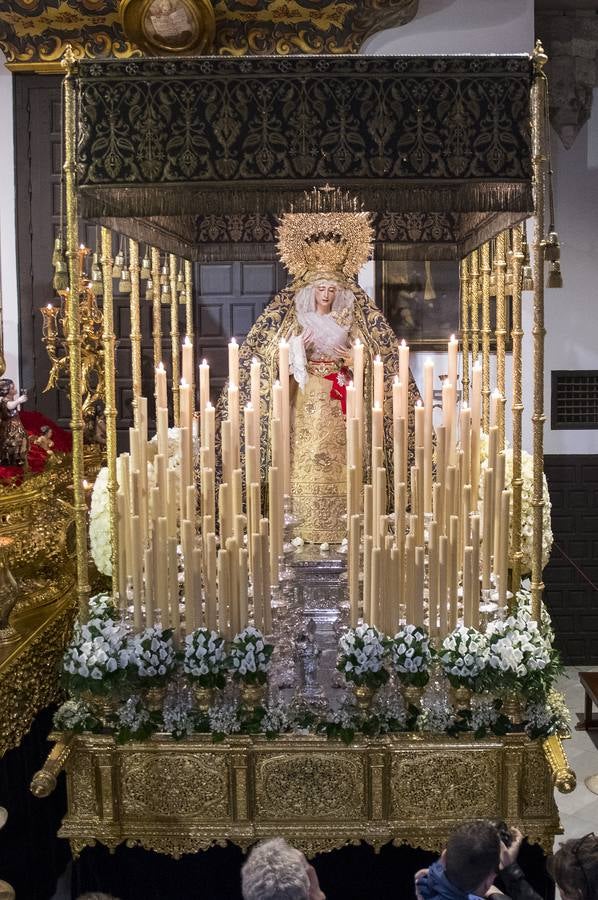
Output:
[550, 834, 598, 900]
[294, 280, 354, 318]
[0, 379, 15, 399]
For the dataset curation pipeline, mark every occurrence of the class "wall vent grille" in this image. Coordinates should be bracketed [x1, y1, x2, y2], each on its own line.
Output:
[551, 371, 598, 430]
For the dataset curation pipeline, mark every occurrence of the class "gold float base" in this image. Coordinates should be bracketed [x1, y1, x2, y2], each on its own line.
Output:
[39, 731, 567, 859]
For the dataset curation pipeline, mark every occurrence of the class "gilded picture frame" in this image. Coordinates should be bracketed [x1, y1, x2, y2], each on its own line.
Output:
[377, 259, 512, 351]
[121, 0, 215, 56]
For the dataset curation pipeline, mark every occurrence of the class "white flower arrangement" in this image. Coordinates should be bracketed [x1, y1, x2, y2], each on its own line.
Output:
[260, 700, 290, 736]
[417, 695, 455, 734]
[62, 616, 129, 694]
[53, 698, 97, 732]
[470, 693, 500, 735]
[227, 626, 273, 684]
[336, 624, 389, 688]
[479, 441, 553, 573]
[162, 692, 195, 739]
[115, 695, 152, 739]
[390, 625, 433, 687]
[439, 626, 489, 688]
[88, 592, 118, 621]
[126, 625, 177, 685]
[525, 689, 571, 739]
[183, 628, 226, 688]
[208, 702, 241, 736]
[485, 614, 553, 696]
[90, 428, 188, 575]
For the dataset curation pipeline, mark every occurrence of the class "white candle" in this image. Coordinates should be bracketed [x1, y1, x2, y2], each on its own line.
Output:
[156, 362, 167, 410]
[415, 400, 424, 449]
[424, 358, 434, 513]
[228, 382, 240, 469]
[278, 340, 291, 495]
[251, 357, 261, 448]
[398, 340, 409, 427]
[448, 334, 459, 394]
[373, 354, 384, 408]
[228, 337, 239, 389]
[471, 363, 482, 502]
[491, 388, 502, 430]
[371, 402, 383, 451]
[182, 336, 193, 388]
[353, 339, 364, 427]
[199, 359, 210, 444]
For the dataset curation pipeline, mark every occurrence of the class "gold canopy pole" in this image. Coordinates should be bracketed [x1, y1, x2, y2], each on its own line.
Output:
[510, 224, 525, 600]
[530, 41, 548, 624]
[169, 253, 180, 426]
[184, 259, 193, 340]
[460, 257, 471, 406]
[470, 249, 480, 363]
[151, 247, 162, 370]
[129, 239, 142, 426]
[494, 231, 507, 448]
[480, 242, 491, 431]
[101, 227, 119, 594]
[62, 47, 90, 619]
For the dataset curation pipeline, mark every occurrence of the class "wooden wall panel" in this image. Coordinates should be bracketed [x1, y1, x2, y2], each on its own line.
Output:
[543, 454, 598, 664]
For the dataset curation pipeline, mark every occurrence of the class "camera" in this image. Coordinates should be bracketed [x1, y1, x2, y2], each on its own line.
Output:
[491, 819, 513, 848]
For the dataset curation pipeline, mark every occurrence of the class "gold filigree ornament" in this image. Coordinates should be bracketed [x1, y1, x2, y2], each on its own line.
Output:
[276, 186, 374, 288]
[121, 0, 216, 56]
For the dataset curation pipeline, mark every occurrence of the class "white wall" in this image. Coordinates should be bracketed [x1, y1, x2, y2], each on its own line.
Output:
[0, 56, 18, 382]
[542, 118, 598, 453]
[363, 0, 534, 55]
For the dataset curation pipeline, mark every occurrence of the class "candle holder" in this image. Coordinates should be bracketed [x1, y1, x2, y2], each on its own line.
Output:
[40, 244, 105, 445]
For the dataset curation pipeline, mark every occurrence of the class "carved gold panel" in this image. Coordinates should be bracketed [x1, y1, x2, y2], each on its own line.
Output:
[390, 742, 501, 822]
[254, 749, 366, 821]
[120, 750, 230, 820]
[46, 732, 564, 859]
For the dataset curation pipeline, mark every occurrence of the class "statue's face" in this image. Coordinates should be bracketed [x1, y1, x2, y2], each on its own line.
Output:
[314, 281, 337, 314]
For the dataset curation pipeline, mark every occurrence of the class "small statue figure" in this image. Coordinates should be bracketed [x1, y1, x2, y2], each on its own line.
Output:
[0, 378, 28, 466]
[294, 618, 325, 705]
[33, 425, 54, 455]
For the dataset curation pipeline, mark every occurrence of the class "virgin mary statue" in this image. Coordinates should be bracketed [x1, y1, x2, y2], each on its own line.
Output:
[217, 198, 422, 543]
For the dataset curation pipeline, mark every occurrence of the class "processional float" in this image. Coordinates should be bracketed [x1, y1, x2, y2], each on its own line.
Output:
[31, 44, 576, 861]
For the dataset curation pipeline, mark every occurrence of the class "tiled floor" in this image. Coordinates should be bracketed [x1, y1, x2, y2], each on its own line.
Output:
[552, 666, 598, 846]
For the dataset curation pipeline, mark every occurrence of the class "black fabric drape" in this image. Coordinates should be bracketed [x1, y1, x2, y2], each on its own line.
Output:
[0, 704, 70, 899]
[72, 837, 553, 900]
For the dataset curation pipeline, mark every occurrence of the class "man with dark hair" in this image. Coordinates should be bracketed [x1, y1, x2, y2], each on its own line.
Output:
[416, 821, 541, 900]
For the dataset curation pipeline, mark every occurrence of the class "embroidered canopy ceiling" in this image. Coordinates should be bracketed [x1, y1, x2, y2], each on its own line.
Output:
[74, 54, 534, 260]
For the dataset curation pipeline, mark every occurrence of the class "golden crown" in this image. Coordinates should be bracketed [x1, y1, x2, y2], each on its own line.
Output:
[277, 186, 374, 287]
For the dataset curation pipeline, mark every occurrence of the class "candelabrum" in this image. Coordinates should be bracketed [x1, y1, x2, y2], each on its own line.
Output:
[41, 245, 106, 444]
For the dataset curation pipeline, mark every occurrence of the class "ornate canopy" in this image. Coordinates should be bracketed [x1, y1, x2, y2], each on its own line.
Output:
[73, 54, 534, 259]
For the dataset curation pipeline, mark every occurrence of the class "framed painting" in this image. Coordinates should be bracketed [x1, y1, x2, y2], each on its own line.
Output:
[121, 0, 215, 55]
[376, 258, 512, 351]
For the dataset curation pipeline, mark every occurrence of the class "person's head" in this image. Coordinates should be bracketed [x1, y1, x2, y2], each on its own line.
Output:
[314, 281, 338, 315]
[549, 833, 598, 900]
[241, 837, 324, 900]
[0, 379, 15, 399]
[443, 820, 501, 896]
[76, 894, 121, 900]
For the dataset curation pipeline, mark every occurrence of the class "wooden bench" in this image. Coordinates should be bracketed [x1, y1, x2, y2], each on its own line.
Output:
[579, 672, 598, 730]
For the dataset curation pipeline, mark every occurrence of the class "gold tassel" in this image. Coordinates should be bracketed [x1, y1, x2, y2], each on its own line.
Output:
[160, 281, 170, 302]
[118, 267, 132, 294]
[547, 260, 563, 288]
[544, 231, 560, 262]
[112, 249, 124, 279]
[52, 236, 64, 267]
[522, 265, 534, 292]
[140, 253, 151, 280]
[145, 278, 154, 302]
[53, 258, 68, 292]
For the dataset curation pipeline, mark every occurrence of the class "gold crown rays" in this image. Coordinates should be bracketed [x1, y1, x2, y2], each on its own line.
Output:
[277, 186, 374, 288]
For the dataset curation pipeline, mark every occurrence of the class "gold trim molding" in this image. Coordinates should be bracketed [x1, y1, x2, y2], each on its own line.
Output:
[33, 731, 563, 858]
[0, 0, 419, 69]
[0, 586, 77, 757]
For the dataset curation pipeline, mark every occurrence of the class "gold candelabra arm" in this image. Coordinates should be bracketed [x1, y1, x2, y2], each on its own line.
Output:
[542, 734, 576, 794]
[30, 733, 74, 797]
